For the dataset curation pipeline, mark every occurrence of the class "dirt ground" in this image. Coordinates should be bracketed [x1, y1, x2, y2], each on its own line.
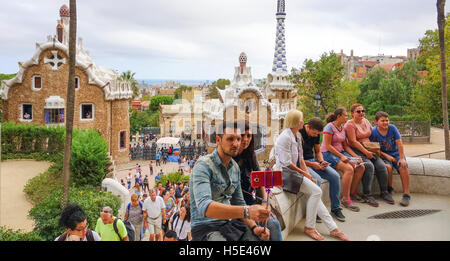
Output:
[0, 159, 52, 232]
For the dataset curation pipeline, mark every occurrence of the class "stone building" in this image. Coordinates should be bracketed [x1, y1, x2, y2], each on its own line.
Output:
[0, 5, 133, 164]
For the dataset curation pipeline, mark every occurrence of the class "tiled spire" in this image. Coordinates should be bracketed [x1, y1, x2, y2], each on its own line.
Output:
[272, 0, 287, 73]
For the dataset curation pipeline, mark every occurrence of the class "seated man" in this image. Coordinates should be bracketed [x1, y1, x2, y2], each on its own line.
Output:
[370, 111, 411, 206]
[190, 121, 270, 241]
[300, 117, 346, 221]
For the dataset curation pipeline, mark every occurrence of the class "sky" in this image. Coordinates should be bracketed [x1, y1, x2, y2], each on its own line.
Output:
[0, 0, 448, 81]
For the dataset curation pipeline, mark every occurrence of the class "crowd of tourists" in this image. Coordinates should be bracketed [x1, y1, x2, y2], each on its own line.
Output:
[56, 103, 411, 241]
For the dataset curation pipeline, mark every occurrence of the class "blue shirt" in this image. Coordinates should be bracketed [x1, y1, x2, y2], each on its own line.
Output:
[369, 124, 401, 157]
[189, 149, 245, 228]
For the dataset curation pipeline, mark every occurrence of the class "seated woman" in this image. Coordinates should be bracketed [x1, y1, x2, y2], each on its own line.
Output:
[345, 104, 394, 206]
[275, 109, 349, 241]
[320, 108, 365, 212]
[232, 121, 283, 241]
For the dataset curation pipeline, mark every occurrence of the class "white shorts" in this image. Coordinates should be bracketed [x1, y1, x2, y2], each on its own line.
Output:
[146, 216, 162, 235]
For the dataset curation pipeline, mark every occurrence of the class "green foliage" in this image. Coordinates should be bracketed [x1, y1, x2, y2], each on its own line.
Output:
[0, 73, 16, 81]
[24, 162, 63, 204]
[29, 186, 121, 241]
[0, 226, 43, 241]
[130, 109, 160, 134]
[70, 129, 109, 187]
[208, 79, 230, 99]
[156, 172, 190, 188]
[149, 95, 175, 112]
[174, 85, 193, 99]
[292, 51, 344, 118]
[120, 70, 140, 99]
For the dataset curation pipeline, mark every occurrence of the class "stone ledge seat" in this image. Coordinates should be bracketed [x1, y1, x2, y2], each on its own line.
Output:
[273, 157, 450, 239]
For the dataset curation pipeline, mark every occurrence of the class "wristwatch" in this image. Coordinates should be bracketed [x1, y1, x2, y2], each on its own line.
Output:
[244, 205, 250, 219]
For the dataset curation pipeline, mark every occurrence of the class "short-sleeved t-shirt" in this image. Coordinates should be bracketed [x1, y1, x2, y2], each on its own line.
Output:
[142, 196, 165, 219]
[95, 217, 127, 241]
[344, 118, 372, 143]
[300, 127, 320, 160]
[320, 122, 346, 153]
[369, 125, 402, 157]
[126, 203, 143, 227]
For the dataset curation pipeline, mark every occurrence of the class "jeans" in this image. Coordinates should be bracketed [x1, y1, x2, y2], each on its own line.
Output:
[306, 159, 341, 212]
[353, 149, 389, 195]
[266, 215, 283, 241]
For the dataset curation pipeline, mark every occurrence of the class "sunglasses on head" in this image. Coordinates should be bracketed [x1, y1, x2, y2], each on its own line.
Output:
[356, 110, 365, 114]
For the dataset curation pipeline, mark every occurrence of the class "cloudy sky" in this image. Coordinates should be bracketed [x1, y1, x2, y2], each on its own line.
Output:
[0, 0, 448, 81]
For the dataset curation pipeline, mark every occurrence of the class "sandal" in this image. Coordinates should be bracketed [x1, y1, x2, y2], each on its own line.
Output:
[304, 227, 325, 241]
[330, 229, 350, 241]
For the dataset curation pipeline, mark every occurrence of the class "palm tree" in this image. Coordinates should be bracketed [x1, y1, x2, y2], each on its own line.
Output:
[120, 70, 140, 99]
[62, 0, 77, 208]
[437, 0, 449, 160]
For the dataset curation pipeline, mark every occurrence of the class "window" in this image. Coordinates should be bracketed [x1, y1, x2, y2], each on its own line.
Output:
[32, 75, 42, 90]
[75, 76, 80, 90]
[44, 108, 64, 124]
[21, 104, 33, 121]
[119, 131, 126, 149]
[81, 104, 93, 120]
[185, 120, 190, 131]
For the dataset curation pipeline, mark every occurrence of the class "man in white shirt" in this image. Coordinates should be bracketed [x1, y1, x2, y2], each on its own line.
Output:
[143, 189, 166, 241]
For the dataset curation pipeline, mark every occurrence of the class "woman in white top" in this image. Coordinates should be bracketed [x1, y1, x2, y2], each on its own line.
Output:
[169, 205, 192, 241]
[275, 109, 349, 241]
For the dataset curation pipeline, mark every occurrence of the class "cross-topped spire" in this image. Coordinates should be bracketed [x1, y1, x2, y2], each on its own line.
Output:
[272, 0, 287, 73]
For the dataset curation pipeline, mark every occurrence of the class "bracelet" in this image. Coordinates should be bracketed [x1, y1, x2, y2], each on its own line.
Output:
[250, 225, 258, 234]
[243, 205, 250, 219]
[261, 200, 268, 203]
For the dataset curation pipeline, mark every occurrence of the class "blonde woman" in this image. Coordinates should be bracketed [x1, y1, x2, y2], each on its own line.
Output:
[275, 109, 349, 241]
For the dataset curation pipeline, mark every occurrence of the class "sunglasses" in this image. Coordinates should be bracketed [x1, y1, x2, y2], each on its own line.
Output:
[356, 110, 365, 114]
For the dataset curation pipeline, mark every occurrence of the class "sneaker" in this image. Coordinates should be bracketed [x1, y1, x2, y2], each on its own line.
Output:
[387, 186, 394, 195]
[342, 199, 360, 212]
[331, 208, 346, 222]
[380, 191, 395, 205]
[362, 195, 379, 207]
[316, 215, 322, 223]
[400, 194, 411, 207]
[350, 192, 364, 203]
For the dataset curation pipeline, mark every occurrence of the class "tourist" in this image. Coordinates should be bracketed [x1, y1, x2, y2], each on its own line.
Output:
[149, 162, 154, 175]
[143, 175, 150, 193]
[190, 121, 270, 241]
[161, 190, 176, 238]
[134, 184, 142, 199]
[143, 189, 166, 241]
[156, 182, 165, 197]
[156, 152, 161, 166]
[95, 206, 129, 241]
[345, 104, 394, 206]
[275, 109, 349, 241]
[127, 172, 132, 190]
[175, 182, 186, 205]
[124, 194, 144, 241]
[169, 205, 192, 241]
[320, 109, 365, 213]
[55, 204, 101, 241]
[232, 120, 283, 241]
[301, 116, 354, 222]
[370, 111, 411, 206]
[121, 179, 126, 188]
[177, 190, 190, 211]
[163, 230, 178, 241]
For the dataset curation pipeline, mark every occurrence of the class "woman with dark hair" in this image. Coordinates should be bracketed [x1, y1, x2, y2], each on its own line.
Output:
[345, 104, 393, 207]
[321, 108, 365, 212]
[55, 204, 101, 241]
[233, 121, 283, 241]
[169, 205, 192, 241]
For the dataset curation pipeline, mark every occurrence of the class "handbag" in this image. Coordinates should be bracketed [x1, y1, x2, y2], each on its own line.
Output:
[269, 190, 286, 231]
[281, 167, 303, 194]
[362, 142, 381, 156]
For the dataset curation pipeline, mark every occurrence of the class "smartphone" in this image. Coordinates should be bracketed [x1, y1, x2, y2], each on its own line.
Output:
[250, 171, 282, 188]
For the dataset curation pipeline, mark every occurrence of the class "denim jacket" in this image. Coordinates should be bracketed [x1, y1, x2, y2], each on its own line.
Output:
[190, 149, 246, 228]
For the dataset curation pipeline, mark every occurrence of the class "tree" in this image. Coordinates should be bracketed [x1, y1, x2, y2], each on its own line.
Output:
[174, 85, 192, 100]
[437, 0, 449, 159]
[149, 95, 175, 112]
[62, 0, 77, 208]
[208, 78, 230, 99]
[120, 70, 140, 99]
[292, 51, 345, 118]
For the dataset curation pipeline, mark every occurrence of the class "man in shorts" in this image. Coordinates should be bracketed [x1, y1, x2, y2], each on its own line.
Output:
[370, 111, 411, 206]
[143, 189, 166, 241]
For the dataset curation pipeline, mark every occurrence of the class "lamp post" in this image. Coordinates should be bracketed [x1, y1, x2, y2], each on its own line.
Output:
[314, 92, 321, 117]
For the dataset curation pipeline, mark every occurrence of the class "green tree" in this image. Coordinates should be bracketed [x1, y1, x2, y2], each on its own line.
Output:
[120, 70, 140, 99]
[149, 96, 175, 112]
[174, 85, 192, 100]
[292, 51, 345, 118]
[208, 79, 230, 99]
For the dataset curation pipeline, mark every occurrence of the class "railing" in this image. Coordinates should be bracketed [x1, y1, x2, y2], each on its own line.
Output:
[412, 150, 445, 158]
[389, 120, 431, 143]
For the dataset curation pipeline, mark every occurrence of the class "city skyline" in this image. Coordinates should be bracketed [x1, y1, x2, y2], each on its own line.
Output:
[0, 0, 448, 81]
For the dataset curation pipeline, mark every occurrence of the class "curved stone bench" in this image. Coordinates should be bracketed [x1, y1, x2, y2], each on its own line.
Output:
[275, 157, 450, 239]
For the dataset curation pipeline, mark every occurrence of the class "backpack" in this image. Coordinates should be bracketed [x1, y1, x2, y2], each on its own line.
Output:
[113, 218, 135, 241]
[127, 202, 143, 213]
[57, 229, 95, 241]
